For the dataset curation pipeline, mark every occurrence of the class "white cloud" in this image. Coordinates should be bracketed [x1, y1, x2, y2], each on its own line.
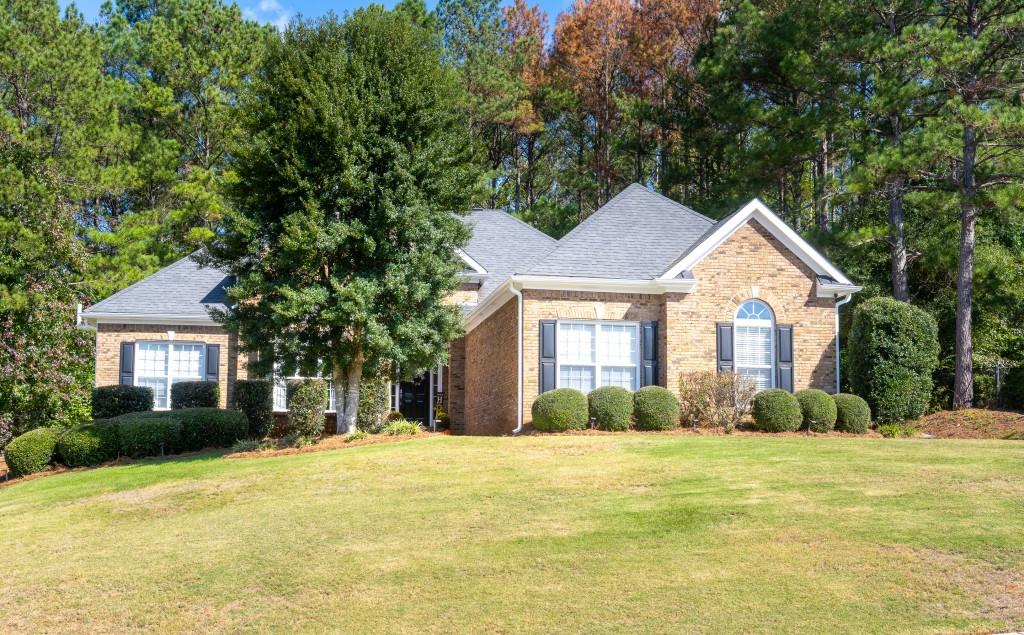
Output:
[245, 0, 291, 31]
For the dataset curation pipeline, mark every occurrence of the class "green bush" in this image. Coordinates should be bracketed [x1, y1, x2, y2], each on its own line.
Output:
[171, 381, 219, 410]
[633, 386, 681, 431]
[833, 393, 871, 434]
[4, 427, 58, 477]
[57, 421, 120, 467]
[233, 379, 275, 438]
[281, 431, 316, 448]
[1004, 366, 1024, 410]
[752, 389, 802, 432]
[91, 385, 154, 419]
[230, 438, 276, 453]
[344, 430, 369, 442]
[176, 408, 248, 451]
[795, 389, 837, 432]
[286, 379, 328, 438]
[357, 369, 392, 434]
[381, 419, 421, 436]
[878, 423, 918, 438]
[588, 386, 633, 431]
[114, 413, 182, 458]
[531, 388, 588, 432]
[848, 297, 939, 423]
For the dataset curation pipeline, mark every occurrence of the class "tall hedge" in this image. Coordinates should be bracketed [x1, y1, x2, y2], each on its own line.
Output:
[234, 380, 275, 438]
[92, 385, 154, 419]
[847, 297, 939, 423]
[171, 381, 219, 409]
[286, 379, 328, 437]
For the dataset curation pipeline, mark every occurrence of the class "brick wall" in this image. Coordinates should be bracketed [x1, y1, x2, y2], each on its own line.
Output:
[95, 323, 248, 409]
[461, 297, 518, 435]
[446, 338, 467, 434]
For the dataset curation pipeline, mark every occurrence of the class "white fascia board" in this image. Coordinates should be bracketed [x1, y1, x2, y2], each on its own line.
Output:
[659, 199, 854, 285]
[82, 312, 220, 327]
[816, 282, 863, 298]
[456, 248, 487, 275]
[463, 279, 516, 332]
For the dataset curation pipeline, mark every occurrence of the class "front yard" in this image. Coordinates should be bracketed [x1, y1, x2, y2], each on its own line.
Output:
[2, 434, 1022, 633]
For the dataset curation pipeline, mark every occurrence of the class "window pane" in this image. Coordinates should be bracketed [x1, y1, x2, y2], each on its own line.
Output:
[273, 378, 287, 411]
[137, 376, 168, 409]
[136, 342, 168, 376]
[735, 325, 772, 366]
[558, 323, 595, 363]
[600, 366, 635, 390]
[328, 382, 336, 412]
[598, 324, 637, 365]
[559, 365, 595, 392]
[170, 343, 204, 378]
[739, 368, 772, 391]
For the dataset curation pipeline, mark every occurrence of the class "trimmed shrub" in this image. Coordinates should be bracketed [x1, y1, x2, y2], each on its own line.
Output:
[752, 389, 802, 432]
[1005, 366, 1024, 410]
[795, 389, 838, 433]
[176, 408, 248, 451]
[233, 380, 275, 438]
[381, 420, 421, 436]
[286, 379, 328, 437]
[833, 393, 871, 434]
[358, 369, 392, 433]
[115, 413, 182, 458]
[57, 421, 120, 467]
[92, 385, 154, 419]
[531, 388, 588, 432]
[848, 297, 939, 423]
[4, 427, 58, 477]
[633, 386, 681, 431]
[171, 381, 219, 410]
[588, 386, 633, 431]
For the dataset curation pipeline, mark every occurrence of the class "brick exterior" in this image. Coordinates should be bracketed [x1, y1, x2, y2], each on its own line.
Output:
[459, 297, 518, 435]
[94, 324, 249, 409]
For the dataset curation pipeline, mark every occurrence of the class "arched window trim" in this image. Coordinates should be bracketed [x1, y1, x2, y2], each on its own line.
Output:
[734, 300, 775, 390]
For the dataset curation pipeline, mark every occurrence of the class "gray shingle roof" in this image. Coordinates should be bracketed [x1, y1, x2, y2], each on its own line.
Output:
[524, 183, 715, 279]
[460, 209, 557, 298]
[82, 254, 232, 318]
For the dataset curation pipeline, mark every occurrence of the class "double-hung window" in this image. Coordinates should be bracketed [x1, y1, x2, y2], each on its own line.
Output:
[272, 372, 337, 412]
[556, 321, 639, 392]
[135, 342, 206, 410]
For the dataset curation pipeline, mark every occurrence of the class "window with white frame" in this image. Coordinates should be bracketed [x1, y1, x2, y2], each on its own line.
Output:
[734, 300, 774, 390]
[272, 371, 337, 412]
[134, 342, 206, 409]
[556, 321, 639, 392]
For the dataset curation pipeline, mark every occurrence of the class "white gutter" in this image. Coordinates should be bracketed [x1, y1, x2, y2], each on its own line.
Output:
[510, 281, 524, 435]
[835, 293, 854, 393]
[79, 312, 219, 326]
[75, 303, 96, 331]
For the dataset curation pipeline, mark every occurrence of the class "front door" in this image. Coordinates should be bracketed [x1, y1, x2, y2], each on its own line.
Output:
[398, 373, 429, 423]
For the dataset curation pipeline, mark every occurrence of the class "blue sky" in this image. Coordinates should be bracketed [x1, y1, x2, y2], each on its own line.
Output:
[61, 0, 571, 30]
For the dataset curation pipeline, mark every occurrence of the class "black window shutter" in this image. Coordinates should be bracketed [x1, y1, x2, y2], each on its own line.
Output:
[776, 325, 794, 392]
[539, 320, 556, 393]
[640, 321, 658, 387]
[206, 344, 220, 382]
[716, 323, 734, 372]
[119, 342, 135, 385]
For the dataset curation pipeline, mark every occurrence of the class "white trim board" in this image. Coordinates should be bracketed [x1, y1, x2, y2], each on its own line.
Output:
[659, 198, 854, 285]
[456, 248, 487, 275]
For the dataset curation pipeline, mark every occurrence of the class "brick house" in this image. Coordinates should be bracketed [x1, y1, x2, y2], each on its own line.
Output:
[79, 184, 859, 434]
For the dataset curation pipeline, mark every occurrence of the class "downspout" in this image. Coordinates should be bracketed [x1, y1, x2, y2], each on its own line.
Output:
[510, 281, 524, 434]
[835, 293, 853, 393]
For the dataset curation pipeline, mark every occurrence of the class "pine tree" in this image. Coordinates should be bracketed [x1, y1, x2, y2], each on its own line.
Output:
[204, 8, 482, 433]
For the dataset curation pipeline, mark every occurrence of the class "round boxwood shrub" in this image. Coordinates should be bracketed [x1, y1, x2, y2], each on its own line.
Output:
[91, 385, 154, 419]
[587, 386, 633, 431]
[233, 379, 274, 438]
[847, 297, 939, 423]
[171, 380, 219, 410]
[752, 389, 802, 432]
[532, 388, 588, 432]
[4, 427, 59, 477]
[57, 421, 120, 467]
[633, 386, 681, 431]
[176, 408, 249, 451]
[833, 393, 871, 434]
[286, 379, 328, 437]
[795, 388, 837, 432]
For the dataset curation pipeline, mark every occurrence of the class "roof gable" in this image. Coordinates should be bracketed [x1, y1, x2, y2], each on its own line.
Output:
[460, 209, 557, 298]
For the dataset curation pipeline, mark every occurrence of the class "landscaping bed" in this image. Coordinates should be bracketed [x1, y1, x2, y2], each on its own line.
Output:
[914, 408, 1024, 439]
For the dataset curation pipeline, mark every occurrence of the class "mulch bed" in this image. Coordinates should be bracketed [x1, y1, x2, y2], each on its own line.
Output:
[912, 408, 1024, 440]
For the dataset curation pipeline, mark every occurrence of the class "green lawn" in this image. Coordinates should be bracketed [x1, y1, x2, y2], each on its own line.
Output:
[2, 435, 1023, 634]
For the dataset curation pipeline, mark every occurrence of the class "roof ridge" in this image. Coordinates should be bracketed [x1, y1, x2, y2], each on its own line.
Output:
[494, 209, 558, 244]
[551, 184, 638, 245]
[86, 254, 196, 313]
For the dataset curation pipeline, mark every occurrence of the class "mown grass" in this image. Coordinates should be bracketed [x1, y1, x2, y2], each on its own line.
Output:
[2, 434, 1022, 634]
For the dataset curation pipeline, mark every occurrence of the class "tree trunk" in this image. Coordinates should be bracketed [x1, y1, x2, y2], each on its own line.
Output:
[333, 344, 364, 434]
[887, 173, 910, 302]
[952, 125, 977, 409]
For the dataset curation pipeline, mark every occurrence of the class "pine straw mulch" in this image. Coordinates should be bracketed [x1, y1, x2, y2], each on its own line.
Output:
[223, 431, 443, 459]
[912, 408, 1024, 440]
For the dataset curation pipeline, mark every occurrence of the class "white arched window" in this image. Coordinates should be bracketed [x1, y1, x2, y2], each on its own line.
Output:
[734, 300, 774, 390]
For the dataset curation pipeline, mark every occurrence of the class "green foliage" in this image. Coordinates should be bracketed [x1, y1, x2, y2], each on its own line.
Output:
[632, 386, 681, 431]
[531, 388, 588, 432]
[3, 427, 58, 477]
[233, 380, 275, 438]
[286, 379, 327, 438]
[281, 431, 316, 448]
[57, 421, 120, 467]
[171, 381, 219, 410]
[344, 430, 369, 442]
[795, 389, 838, 433]
[877, 424, 919, 438]
[848, 297, 939, 423]
[357, 369, 392, 434]
[92, 385, 155, 419]
[752, 389, 802, 433]
[112, 412, 183, 458]
[587, 386, 632, 431]
[833, 393, 871, 434]
[1005, 367, 1024, 410]
[381, 420, 422, 436]
[175, 408, 248, 451]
